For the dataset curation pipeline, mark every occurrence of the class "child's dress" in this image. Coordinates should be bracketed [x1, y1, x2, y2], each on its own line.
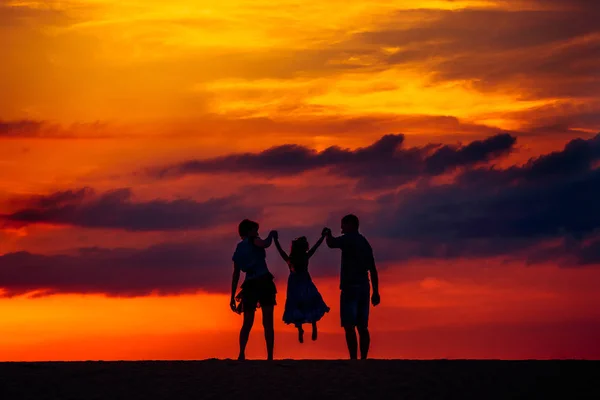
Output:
[278, 248, 330, 325]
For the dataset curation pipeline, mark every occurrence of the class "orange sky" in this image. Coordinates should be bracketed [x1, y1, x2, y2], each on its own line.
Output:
[1, 0, 600, 360]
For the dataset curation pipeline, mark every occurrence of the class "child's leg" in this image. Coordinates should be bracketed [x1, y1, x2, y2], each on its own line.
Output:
[311, 321, 318, 341]
[295, 323, 304, 343]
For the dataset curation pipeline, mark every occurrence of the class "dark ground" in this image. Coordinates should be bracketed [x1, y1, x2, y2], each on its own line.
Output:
[0, 360, 598, 400]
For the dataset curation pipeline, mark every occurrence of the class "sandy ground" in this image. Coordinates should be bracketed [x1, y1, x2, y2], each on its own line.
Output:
[0, 360, 597, 399]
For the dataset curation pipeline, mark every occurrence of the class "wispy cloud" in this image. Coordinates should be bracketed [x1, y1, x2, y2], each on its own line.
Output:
[3, 188, 260, 231]
[151, 133, 516, 190]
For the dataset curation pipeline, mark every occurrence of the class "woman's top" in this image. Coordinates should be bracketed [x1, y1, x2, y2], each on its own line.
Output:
[232, 236, 270, 281]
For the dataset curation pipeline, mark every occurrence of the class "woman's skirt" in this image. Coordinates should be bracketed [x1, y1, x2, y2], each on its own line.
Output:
[235, 272, 277, 314]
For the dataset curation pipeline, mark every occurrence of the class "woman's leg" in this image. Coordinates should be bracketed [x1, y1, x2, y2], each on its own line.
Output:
[311, 321, 318, 341]
[239, 308, 255, 360]
[262, 305, 275, 360]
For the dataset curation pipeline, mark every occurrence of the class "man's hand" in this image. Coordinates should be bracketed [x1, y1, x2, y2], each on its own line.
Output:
[230, 297, 238, 313]
[371, 291, 381, 306]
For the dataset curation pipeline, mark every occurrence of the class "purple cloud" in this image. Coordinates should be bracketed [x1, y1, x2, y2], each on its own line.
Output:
[3, 188, 260, 231]
[151, 133, 516, 189]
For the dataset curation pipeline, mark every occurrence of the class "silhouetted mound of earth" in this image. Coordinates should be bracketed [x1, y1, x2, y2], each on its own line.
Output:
[0, 360, 598, 399]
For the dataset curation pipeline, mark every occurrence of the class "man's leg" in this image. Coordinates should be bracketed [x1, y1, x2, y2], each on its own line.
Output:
[344, 326, 358, 359]
[358, 327, 370, 360]
[341, 289, 359, 359]
[262, 305, 275, 360]
[239, 308, 255, 360]
[357, 286, 371, 360]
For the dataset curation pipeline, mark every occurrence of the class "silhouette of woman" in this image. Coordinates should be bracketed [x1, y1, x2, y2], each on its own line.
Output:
[231, 219, 277, 360]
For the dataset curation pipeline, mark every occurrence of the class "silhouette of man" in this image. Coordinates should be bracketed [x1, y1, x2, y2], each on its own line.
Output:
[323, 214, 380, 360]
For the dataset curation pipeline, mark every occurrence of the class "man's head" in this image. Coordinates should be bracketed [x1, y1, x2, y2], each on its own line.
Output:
[341, 214, 359, 234]
[238, 219, 259, 238]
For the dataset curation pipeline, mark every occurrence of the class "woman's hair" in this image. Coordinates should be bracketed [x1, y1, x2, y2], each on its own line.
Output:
[238, 219, 259, 238]
[289, 236, 309, 261]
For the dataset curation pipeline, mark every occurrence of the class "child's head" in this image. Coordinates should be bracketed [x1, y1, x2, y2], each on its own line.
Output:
[341, 214, 359, 234]
[290, 236, 309, 256]
[238, 219, 259, 239]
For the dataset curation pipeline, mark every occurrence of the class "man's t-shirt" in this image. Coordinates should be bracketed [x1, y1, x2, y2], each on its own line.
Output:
[327, 232, 375, 290]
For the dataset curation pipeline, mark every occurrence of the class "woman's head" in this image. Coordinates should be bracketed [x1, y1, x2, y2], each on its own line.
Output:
[290, 236, 309, 255]
[238, 219, 259, 238]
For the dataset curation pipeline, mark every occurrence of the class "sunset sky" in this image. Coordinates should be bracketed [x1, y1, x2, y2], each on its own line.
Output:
[1, 0, 600, 360]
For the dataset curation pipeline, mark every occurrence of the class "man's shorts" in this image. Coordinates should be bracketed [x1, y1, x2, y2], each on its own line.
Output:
[340, 284, 370, 328]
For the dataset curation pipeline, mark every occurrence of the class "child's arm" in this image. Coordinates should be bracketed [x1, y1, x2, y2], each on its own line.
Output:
[274, 237, 290, 262]
[307, 235, 325, 258]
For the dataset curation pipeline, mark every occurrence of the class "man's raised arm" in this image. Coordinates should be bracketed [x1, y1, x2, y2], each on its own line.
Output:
[324, 227, 343, 248]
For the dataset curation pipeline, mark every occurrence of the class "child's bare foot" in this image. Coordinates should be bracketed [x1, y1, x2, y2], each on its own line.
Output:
[238, 353, 246, 361]
[297, 326, 304, 343]
[312, 322, 318, 341]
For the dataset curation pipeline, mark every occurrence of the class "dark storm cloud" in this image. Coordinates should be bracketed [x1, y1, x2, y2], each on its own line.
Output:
[0, 241, 233, 297]
[0, 222, 346, 297]
[0, 120, 44, 137]
[2, 135, 600, 298]
[370, 134, 600, 265]
[2, 188, 260, 231]
[152, 133, 516, 188]
[572, 239, 600, 266]
[0, 120, 115, 139]
[526, 237, 600, 267]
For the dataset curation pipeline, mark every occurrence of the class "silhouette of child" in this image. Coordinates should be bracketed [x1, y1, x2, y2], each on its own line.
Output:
[274, 231, 330, 343]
